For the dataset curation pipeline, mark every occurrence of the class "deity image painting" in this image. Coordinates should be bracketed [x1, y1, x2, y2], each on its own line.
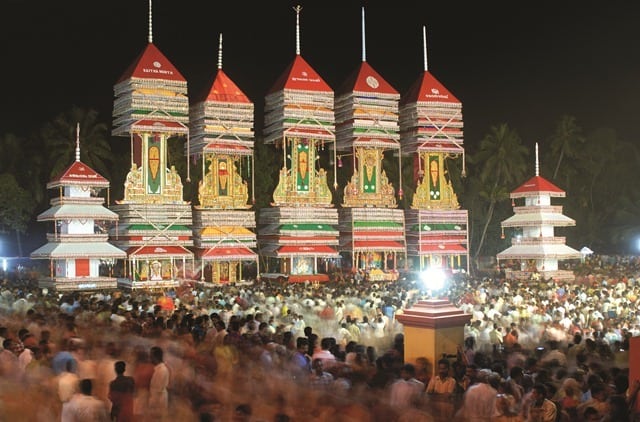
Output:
[296, 143, 310, 192]
[367, 252, 383, 269]
[429, 154, 441, 200]
[147, 135, 161, 194]
[218, 159, 229, 196]
[138, 262, 148, 280]
[292, 257, 313, 275]
[219, 262, 230, 281]
[363, 151, 377, 193]
[149, 260, 162, 280]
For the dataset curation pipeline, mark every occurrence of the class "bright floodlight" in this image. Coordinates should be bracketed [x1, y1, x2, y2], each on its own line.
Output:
[420, 267, 446, 291]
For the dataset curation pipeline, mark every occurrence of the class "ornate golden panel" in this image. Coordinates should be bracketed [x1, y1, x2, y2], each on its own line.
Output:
[198, 154, 249, 209]
[411, 152, 459, 210]
[343, 147, 396, 208]
[272, 138, 333, 206]
[123, 163, 185, 204]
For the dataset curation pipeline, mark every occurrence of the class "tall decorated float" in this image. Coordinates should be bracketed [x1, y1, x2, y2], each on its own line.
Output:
[31, 125, 126, 292]
[336, 8, 406, 282]
[109, 1, 194, 290]
[497, 143, 581, 281]
[258, 6, 340, 282]
[189, 34, 258, 284]
[401, 27, 469, 274]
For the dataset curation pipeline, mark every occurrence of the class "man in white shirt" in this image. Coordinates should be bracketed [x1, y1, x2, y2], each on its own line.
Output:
[389, 363, 424, 408]
[61, 378, 109, 422]
[17, 336, 35, 373]
[486, 304, 502, 321]
[57, 360, 80, 404]
[456, 369, 498, 421]
[489, 324, 504, 352]
[0, 339, 20, 381]
[148, 346, 170, 421]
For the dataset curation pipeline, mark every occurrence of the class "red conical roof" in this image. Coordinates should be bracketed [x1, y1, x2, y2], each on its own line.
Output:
[512, 175, 565, 197]
[338, 61, 398, 95]
[401, 71, 460, 105]
[201, 69, 251, 103]
[116, 43, 185, 83]
[268, 55, 332, 94]
[48, 161, 109, 188]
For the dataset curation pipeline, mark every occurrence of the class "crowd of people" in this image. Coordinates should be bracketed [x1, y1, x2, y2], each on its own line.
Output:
[0, 255, 639, 421]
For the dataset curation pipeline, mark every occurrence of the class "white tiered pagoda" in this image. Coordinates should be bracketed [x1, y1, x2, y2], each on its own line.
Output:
[189, 34, 258, 284]
[31, 125, 126, 292]
[497, 143, 581, 281]
[110, 1, 194, 290]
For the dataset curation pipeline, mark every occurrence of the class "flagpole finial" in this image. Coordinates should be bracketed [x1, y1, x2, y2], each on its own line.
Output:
[148, 0, 153, 43]
[217, 33, 223, 70]
[535, 142, 540, 177]
[361, 7, 366, 62]
[294, 5, 302, 55]
[423, 25, 428, 71]
[75, 123, 81, 162]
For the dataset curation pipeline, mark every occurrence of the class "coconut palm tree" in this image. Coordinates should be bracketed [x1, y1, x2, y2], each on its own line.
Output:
[0, 133, 24, 175]
[571, 128, 636, 250]
[609, 140, 640, 248]
[470, 124, 528, 260]
[0, 173, 34, 257]
[40, 106, 113, 180]
[609, 193, 640, 253]
[549, 115, 585, 181]
[0, 132, 48, 249]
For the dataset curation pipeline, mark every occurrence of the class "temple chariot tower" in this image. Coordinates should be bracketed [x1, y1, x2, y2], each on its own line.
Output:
[189, 34, 258, 284]
[336, 8, 406, 281]
[109, 1, 193, 290]
[258, 6, 340, 282]
[401, 27, 469, 274]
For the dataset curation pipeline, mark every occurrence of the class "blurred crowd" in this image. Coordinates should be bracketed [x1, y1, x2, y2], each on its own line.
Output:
[0, 255, 639, 420]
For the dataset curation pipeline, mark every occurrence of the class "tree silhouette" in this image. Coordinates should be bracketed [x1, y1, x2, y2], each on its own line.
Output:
[40, 106, 114, 180]
[469, 124, 528, 260]
[570, 128, 637, 251]
[253, 137, 279, 211]
[0, 173, 35, 256]
[548, 115, 585, 182]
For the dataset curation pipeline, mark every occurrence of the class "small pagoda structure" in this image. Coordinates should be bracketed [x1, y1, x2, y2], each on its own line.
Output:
[401, 27, 469, 273]
[31, 125, 126, 292]
[336, 8, 405, 281]
[110, 1, 194, 290]
[497, 143, 581, 281]
[258, 6, 340, 282]
[189, 34, 258, 284]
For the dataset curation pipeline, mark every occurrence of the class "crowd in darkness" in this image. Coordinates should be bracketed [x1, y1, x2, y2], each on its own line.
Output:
[0, 255, 639, 420]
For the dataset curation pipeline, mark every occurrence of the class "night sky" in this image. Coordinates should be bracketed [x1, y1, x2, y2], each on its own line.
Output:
[3, 1, 640, 151]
